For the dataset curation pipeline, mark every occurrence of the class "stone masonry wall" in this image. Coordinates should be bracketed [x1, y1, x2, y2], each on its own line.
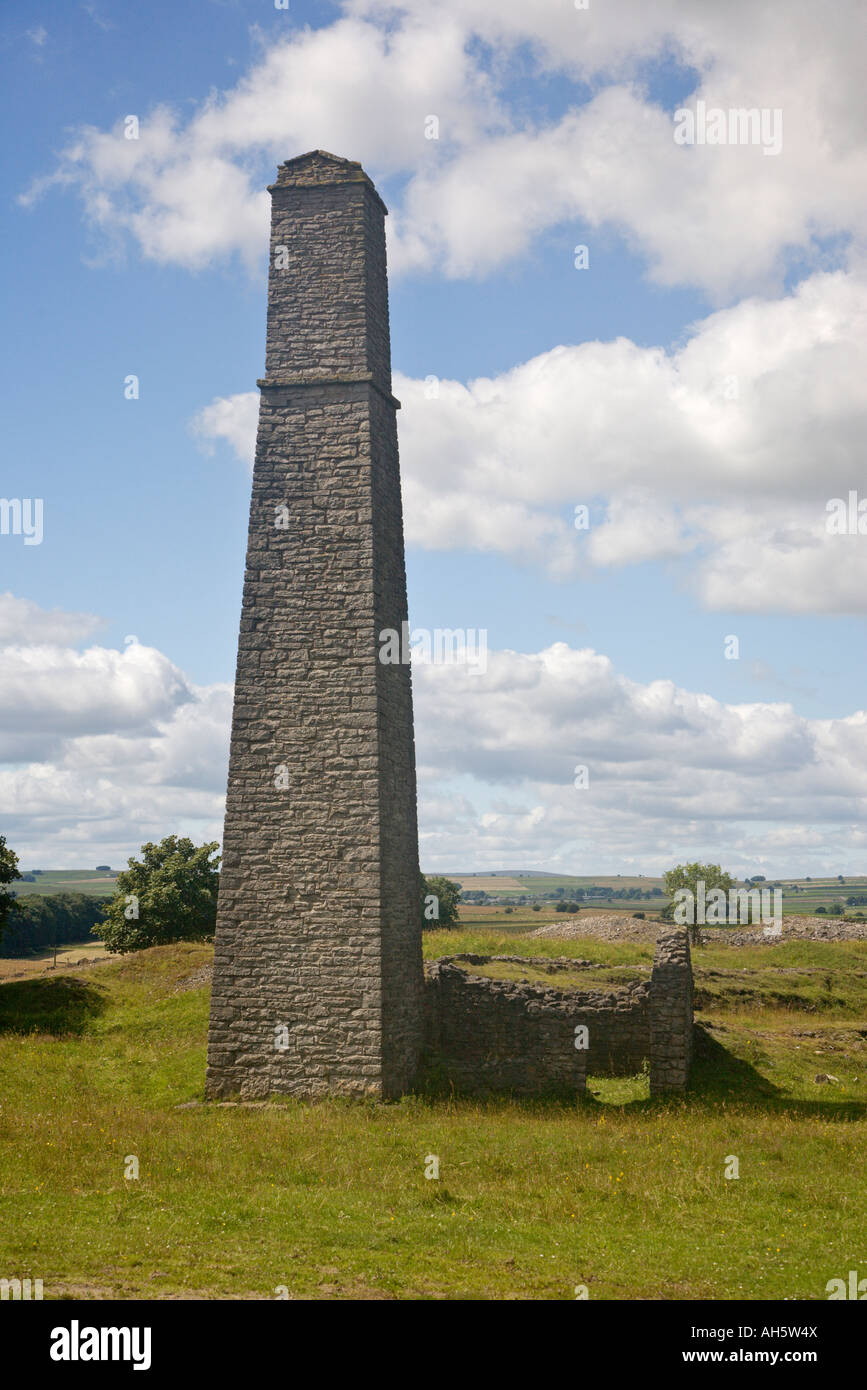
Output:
[649, 929, 694, 1094]
[424, 960, 588, 1096]
[423, 931, 694, 1096]
[206, 152, 423, 1101]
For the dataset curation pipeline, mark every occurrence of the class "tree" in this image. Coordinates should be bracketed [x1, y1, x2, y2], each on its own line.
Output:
[0, 836, 21, 943]
[1, 893, 106, 958]
[97, 836, 220, 954]
[420, 874, 461, 930]
[663, 862, 734, 943]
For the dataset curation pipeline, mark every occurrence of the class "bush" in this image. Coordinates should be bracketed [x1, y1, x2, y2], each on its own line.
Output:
[532, 904, 541, 912]
[633, 911, 645, 919]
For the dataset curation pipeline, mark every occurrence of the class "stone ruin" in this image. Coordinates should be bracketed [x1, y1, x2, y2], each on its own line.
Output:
[423, 928, 693, 1096]
[206, 151, 694, 1101]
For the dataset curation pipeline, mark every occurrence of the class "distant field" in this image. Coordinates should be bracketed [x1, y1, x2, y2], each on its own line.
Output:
[452, 873, 660, 893]
[446, 871, 867, 919]
[450, 875, 526, 891]
[11, 870, 118, 898]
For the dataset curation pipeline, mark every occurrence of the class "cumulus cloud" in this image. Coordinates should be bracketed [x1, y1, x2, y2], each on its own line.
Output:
[20, 2, 867, 297]
[412, 643, 867, 876]
[2, 595, 865, 874]
[0, 639, 193, 756]
[0, 592, 104, 647]
[20, 15, 499, 272]
[191, 391, 259, 462]
[195, 268, 867, 611]
[0, 600, 229, 865]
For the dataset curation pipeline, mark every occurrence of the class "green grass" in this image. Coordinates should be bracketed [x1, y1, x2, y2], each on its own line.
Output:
[449, 871, 867, 918]
[12, 870, 118, 898]
[1, 938, 866, 1299]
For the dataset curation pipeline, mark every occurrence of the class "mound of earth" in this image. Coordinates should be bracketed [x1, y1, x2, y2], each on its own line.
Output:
[531, 914, 662, 943]
[531, 913, 867, 946]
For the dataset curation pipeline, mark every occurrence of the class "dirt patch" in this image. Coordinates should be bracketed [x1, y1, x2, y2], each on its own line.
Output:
[171, 963, 214, 993]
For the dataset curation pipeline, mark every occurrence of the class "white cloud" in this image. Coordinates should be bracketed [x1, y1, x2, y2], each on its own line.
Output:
[0, 593, 104, 647]
[412, 643, 867, 876]
[21, 2, 867, 296]
[192, 391, 259, 462]
[21, 16, 499, 272]
[0, 613, 230, 867]
[193, 267, 867, 610]
[2, 597, 865, 875]
[0, 640, 194, 765]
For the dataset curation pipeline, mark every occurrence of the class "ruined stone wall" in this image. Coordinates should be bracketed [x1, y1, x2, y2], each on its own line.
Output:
[649, 929, 694, 1094]
[423, 931, 694, 1096]
[424, 961, 588, 1096]
[206, 152, 423, 1101]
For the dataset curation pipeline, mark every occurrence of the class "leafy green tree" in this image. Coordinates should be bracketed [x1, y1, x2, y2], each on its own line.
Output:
[0, 836, 21, 943]
[97, 836, 220, 954]
[663, 862, 735, 942]
[420, 874, 462, 930]
[1, 893, 106, 958]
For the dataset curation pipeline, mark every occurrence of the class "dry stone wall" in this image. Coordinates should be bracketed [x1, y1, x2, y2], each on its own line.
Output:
[423, 930, 694, 1096]
[423, 960, 588, 1096]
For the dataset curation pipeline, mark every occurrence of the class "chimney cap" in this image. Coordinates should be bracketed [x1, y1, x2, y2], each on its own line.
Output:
[268, 150, 387, 212]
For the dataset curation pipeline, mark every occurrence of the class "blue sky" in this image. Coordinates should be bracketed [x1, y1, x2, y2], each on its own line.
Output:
[2, 1, 866, 875]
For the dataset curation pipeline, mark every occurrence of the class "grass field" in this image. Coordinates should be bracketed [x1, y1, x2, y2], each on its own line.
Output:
[0, 928, 865, 1300]
[450, 872, 867, 919]
[11, 870, 118, 899]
